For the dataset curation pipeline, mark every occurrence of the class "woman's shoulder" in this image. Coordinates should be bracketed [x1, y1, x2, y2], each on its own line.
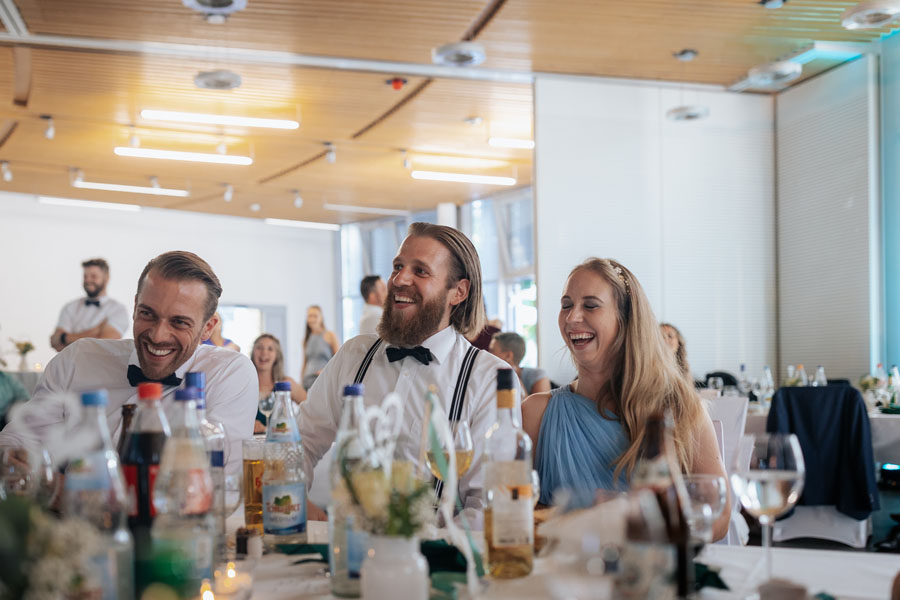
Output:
[522, 391, 554, 443]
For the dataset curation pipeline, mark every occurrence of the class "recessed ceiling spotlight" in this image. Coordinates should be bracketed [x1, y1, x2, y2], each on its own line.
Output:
[842, 0, 900, 29]
[194, 69, 243, 90]
[463, 116, 484, 126]
[432, 42, 486, 67]
[182, 0, 247, 16]
[217, 141, 227, 154]
[759, 0, 787, 8]
[150, 176, 160, 189]
[41, 115, 55, 140]
[666, 106, 710, 121]
[747, 60, 802, 87]
[673, 49, 699, 62]
[71, 167, 84, 184]
[293, 190, 303, 208]
[385, 77, 407, 90]
[129, 128, 140, 148]
[223, 183, 234, 202]
[249, 202, 261, 212]
[0, 161, 11, 182]
[401, 149, 411, 170]
[324, 143, 337, 164]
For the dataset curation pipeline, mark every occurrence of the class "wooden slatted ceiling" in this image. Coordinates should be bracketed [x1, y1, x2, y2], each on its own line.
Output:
[15, 0, 490, 62]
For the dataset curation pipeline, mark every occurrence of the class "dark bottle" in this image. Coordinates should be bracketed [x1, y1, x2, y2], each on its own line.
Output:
[116, 403, 136, 457]
[630, 413, 693, 598]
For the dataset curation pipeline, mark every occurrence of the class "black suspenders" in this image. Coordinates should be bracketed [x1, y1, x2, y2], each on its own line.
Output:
[353, 339, 481, 500]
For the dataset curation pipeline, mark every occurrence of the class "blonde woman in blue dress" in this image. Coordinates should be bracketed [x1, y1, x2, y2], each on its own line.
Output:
[522, 258, 731, 541]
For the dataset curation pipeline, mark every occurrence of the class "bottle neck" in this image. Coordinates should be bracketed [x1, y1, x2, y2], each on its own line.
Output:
[171, 399, 200, 433]
[82, 405, 113, 448]
[496, 388, 518, 427]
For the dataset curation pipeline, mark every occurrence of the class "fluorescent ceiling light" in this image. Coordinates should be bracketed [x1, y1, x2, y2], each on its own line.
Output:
[410, 171, 516, 186]
[265, 218, 340, 231]
[488, 137, 535, 150]
[73, 180, 189, 197]
[141, 109, 298, 130]
[114, 146, 253, 165]
[323, 203, 411, 216]
[38, 196, 141, 212]
[409, 155, 509, 169]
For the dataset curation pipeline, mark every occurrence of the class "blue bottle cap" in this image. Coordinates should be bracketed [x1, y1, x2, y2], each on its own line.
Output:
[81, 389, 108, 406]
[175, 388, 199, 401]
[274, 381, 291, 392]
[343, 384, 364, 397]
[185, 372, 206, 390]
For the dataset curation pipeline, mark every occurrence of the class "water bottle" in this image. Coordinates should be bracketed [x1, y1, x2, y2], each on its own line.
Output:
[763, 366, 775, 403]
[186, 371, 227, 567]
[151, 388, 215, 598]
[263, 381, 307, 546]
[796, 364, 809, 386]
[891, 366, 900, 404]
[329, 384, 371, 597]
[813, 365, 828, 387]
[64, 390, 134, 600]
[737, 364, 750, 394]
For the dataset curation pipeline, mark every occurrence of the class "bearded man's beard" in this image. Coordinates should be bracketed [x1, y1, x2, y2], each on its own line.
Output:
[377, 289, 449, 347]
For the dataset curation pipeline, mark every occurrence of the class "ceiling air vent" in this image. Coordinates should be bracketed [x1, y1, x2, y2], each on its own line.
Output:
[194, 69, 242, 90]
[432, 42, 486, 67]
[746, 60, 802, 88]
[842, 0, 900, 29]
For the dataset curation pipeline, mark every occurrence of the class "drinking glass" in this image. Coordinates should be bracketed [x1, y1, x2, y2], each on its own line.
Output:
[242, 439, 265, 533]
[258, 393, 275, 424]
[731, 434, 805, 585]
[1, 447, 36, 497]
[531, 469, 541, 507]
[424, 420, 473, 481]
[683, 474, 727, 544]
[708, 377, 724, 394]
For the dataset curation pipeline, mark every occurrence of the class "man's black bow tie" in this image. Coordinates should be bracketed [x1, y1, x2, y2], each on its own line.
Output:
[385, 346, 433, 366]
[84, 299, 101, 307]
[127, 364, 182, 387]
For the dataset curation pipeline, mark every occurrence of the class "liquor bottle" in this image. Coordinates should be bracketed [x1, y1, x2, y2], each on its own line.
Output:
[484, 368, 534, 579]
[64, 390, 134, 600]
[120, 381, 171, 582]
[187, 371, 227, 567]
[813, 365, 828, 387]
[116, 403, 136, 457]
[737, 364, 750, 394]
[151, 387, 215, 598]
[329, 384, 371, 597]
[263, 380, 307, 546]
[630, 413, 693, 599]
[616, 489, 672, 599]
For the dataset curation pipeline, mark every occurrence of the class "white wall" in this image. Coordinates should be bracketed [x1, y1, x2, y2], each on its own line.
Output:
[534, 76, 776, 384]
[776, 56, 881, 380]
[0, 192, 338, 376]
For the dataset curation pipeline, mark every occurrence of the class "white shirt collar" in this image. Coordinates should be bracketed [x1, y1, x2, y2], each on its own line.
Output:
[127, 341, 203, 381]
[417, 326, 458, 366]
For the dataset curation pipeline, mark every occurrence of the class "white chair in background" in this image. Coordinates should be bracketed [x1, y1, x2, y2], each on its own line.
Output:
[706, 396, 750, 545]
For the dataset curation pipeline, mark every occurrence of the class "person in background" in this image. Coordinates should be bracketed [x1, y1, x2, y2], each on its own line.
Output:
[301, 305, 339, 390]
[489, 331, 551, 395]
[202, 312, 241, 352]
[50, 258, 130, 351]
[466, 304, 502, 351]
[522, 258, 730, 541]
[358, 275, 387, 336]
[0, 372, 29, 429]
[660, 322, 691, 378]
[297, 222, 515, 525]
[251, 333, 305, 433]
[3, 251, 258, 477]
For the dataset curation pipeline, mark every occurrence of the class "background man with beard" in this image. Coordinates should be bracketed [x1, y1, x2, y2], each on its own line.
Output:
[50, 258, 130, 351]
[1, 251, 258, 476]
[298, 222, 519, 527]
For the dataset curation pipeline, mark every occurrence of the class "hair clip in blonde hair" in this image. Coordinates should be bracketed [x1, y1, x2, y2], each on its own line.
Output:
[613, 264, 631, 295]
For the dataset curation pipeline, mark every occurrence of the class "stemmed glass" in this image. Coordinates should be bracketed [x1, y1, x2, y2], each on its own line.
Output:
[731, 434, 805, 587]
[683, 474, 728, 544]
[424, 420, 474, 482]
[258, 392, 275, 425]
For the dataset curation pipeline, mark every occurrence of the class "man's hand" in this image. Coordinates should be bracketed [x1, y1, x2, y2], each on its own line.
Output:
[50, 328, 67, 352]
[307, 500, 327, 521]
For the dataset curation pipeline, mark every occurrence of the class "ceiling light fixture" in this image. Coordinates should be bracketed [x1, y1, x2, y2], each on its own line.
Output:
[841, 0, 900, 29]
[41, 115, 55, 140]
[264, 218, 340, 231]
[223, 183, 234, 202]
[1, 161, 11, 182]
[182, 0, 247, 16]
[432, 42, 486, 67]
[666, 106, 711, 121]
[293, 190, 303, 208]
[673, 49, 699, 62]
[325, 143, 337, 164]
[401, 149, 411, 170]
[746, 60, 803, 87]
[410, 170, 516, 186]
[488, 137, 535, 150]
[140, 109, 299, 130]
[194, 69, 243, 90]
[464, 116, 484, 126]
[249, 203, 261, 212]
[759, 0, 787, 8]
[38, 196, 142, 212]
[410, 155, 509, 169]
[323, 203, 411, 217]
[149, 176, 160, 188]
[129, 128, 140, 148]
[72, 178, 190, 197]
[114, 146, 253, 165]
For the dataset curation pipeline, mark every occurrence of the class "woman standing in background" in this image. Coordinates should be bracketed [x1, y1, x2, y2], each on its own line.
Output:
[301, 305, 340, 390]
[252, 333, 305, 433]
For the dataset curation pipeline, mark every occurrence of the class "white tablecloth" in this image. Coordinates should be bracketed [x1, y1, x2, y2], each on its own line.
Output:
[745, 410, 900, 465]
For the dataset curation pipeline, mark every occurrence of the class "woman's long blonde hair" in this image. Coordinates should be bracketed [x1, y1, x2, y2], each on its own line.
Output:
[567, 259, 704, 479]
[252, 333, 285, 383]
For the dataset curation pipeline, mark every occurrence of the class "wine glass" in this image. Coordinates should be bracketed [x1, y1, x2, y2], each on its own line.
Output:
[424, 420, 473, 481]
[1, 447, 36, 497]
[531, 469, 541, 507]
[731, 434, 805, 586]
[683, 474, 727, 544]
[258, 393, 275, 424]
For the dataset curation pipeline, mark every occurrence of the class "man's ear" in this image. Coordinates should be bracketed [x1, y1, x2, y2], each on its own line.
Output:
[448, 278, 470, 307]
[201, 313, 219, 342]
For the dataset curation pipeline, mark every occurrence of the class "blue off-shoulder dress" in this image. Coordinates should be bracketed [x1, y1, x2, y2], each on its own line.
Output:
[535, 385, 629, 509]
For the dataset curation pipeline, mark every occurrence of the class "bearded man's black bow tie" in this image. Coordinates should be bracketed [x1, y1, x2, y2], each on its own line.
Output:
[385, 346, 433, 366]
[84, 299, 101, 307]
[127, 364, 182, 387]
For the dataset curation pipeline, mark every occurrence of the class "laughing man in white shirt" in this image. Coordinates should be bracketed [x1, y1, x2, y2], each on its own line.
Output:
[50, 258, 131, 352]
[298, 222, 518, 528]
[1, 251, 258, 476]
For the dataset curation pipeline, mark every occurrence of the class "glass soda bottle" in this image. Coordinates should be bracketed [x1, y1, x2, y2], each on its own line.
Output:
[329, 383, 371, 597]
[151, 387, 215, 598]
[64, 389, 134, 600]
[186, 371, 228, 567]
[263, 380, 307, 546]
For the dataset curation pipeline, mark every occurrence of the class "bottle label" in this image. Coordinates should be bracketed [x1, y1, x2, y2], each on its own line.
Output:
[263, 482, 307, 535]
[182, 468, 213, 515]
[486, 461, 533, 548]
[210, 450, 225, 468]
[267, 421, 301, 443]
[123, 464, 160, 517]
[66, 452, 113, 491]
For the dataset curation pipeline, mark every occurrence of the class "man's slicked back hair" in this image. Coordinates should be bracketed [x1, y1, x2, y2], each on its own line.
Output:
[136, 251, 222, 321]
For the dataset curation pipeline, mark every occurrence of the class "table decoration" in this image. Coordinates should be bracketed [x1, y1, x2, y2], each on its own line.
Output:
[11, 339, 34, 372]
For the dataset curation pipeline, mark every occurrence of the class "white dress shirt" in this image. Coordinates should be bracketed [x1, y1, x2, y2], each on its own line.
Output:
[357, 303, 383, 336]
[297, 325, 521, 529]
[0, 338, 258, 477]
[57, 295, 131, 336]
